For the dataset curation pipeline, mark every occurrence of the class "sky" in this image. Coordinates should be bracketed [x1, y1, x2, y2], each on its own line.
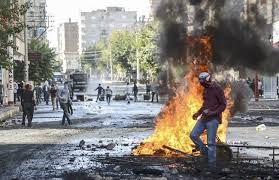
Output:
[46, 0, 151, 48]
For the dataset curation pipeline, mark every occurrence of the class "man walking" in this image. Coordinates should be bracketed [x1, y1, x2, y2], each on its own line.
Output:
[49, 84, 58, 111]
[105, 86, 113, 105]
[133, 82, 138, 102]
[43, 83, 50, 105]
[21, 84, 35, 127]
[95, 84, 104, 102]
[59, 82, 71, 125]
[190, 72, 226, 168]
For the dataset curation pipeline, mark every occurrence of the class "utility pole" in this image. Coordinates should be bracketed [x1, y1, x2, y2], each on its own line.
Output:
[24, 11, 29, 83]
[110, 47, 113, 81]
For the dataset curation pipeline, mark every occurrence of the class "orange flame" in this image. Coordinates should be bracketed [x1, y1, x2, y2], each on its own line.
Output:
[132, 36, 234, 156]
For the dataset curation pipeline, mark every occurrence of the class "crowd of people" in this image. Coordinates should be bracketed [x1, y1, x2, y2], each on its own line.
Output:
[95, 82, 161, 105]
[246, 77, 264, 97]
[2, 81, 74, 128]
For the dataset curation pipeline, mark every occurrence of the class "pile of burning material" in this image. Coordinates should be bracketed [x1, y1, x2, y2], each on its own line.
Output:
[95, 154, 279, 179]
[132, 36, 234, 159]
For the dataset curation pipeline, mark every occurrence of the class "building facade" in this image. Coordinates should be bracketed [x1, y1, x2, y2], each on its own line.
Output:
[79, 7, 137, 51]
[57, 19, 80, 73]
[26, 0, 47, 40]
[149, 0, 162, 18]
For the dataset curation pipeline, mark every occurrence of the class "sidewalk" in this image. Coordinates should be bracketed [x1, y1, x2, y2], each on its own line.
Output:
[0, 106, 20, 123]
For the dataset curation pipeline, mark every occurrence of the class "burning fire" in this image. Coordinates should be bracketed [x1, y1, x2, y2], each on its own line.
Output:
[132, 36, 234, 156]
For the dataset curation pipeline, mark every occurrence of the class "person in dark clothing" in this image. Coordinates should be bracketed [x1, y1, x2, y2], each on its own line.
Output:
[190, 72, 226, 168]
[43, 84, 50, 105]
[151, 84, 159, 103]
[95, 84, 104, 102]
[21, 84, 35, 127]
[133, 83, 138, 102]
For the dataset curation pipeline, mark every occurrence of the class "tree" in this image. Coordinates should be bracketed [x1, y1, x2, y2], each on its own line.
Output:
[0, 0, 29, 68]
[137, 22, 162, 81]
[28, 40, 57, 83]
[109, 30, 137, 78]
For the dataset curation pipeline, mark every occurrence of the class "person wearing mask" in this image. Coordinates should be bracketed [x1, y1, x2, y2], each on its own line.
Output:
[191, 72, 226, 168]
[49, 84, 58, 111]
[125, 82, 131, 104]
[0, 80, 4, 107]
[95, 84, 104, 102]
[21, 84, 35, 127]
[105, 86, 113, 105]
[59, 82, 71, 125]
[133, 82, 138, 102]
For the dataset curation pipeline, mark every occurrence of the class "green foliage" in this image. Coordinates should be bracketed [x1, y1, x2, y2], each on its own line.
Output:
[137, 22, 161, 81]
[0, 0, 30, 68]
[81, 22, 162, 81]
[28, 40, 57, 83]
[109, 30, 137, 75]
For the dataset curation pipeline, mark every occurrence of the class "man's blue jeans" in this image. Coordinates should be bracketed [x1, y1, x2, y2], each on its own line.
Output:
[190, 118, 219, 165]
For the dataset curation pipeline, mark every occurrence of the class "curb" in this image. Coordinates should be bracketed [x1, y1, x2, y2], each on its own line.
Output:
[0, 106, 20, 123]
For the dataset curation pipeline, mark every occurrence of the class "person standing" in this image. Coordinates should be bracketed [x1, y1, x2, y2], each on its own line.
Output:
[105, 86, 113, 105]
[13, 82, 18, 104]
[133, 82, 138, 102]
[125, 82, 131, 104]
[21, 84, 35, 127]
[190, 72, 226, 168]
[151, 83, 159, 103]
[49, 84, 58, 111]
[17, 82, 23, 102]
[34, 85, 42, 105]
[0, 80, 4, 107]
[59, 82, 71, 125]
[43, 83, 50, 105]
[55, 84, 59, 110]
[95, 84, 104, 102]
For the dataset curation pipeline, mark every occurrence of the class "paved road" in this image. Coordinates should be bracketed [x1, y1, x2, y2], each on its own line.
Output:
[0, 98, 162, 179]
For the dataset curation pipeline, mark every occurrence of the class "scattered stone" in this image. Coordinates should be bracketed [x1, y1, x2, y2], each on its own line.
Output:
[267, 176, 273, 180]
[79, 140, 85, 147]
[99, 140, 103, 143]
[69, 157, 75, 162]
[140, 177, 167, 180]
[170, 168, 178, 175]
[222, 168, 230, 173]
[86, 144, 91, 148]
[123, 143, 129, 146]
[81, 146, 86, 150]
[87, 174, 103, 180]
[92, 147, 96, 151]
[106, 143, 116, 150]
[113, 165, 121, 172]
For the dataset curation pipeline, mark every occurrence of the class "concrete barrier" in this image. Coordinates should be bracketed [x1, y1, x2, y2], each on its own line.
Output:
[0, 106, 20, 123]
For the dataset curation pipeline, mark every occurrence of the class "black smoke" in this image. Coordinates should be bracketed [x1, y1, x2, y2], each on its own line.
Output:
[155, 0, 188, 60]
